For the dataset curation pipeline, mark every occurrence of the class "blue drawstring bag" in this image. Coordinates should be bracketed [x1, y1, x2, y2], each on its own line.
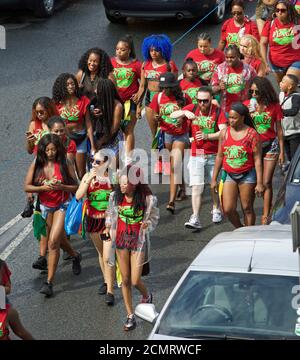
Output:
[64, 196, 83, 235]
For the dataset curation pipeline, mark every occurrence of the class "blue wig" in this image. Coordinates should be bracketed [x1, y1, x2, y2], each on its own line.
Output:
[142, 34, 173, 62]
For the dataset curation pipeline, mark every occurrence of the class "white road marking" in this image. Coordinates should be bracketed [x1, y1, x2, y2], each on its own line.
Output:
[0, 222, 32, 260]
[0, 214, 22, 236]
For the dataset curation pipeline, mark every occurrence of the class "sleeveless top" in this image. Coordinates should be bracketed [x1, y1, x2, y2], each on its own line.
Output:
[86, 179, 112, 218]
[81, 72, 100, 99]
[37, 163, 69, 207]
[222, 127, 259, 174]
[116, 198, 144, 239]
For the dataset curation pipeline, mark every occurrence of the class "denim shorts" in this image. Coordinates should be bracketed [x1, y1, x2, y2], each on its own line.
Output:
[224, 167, 257, 184]
[262, 137, 279, 161]
[270, 61, 300, 73]
[74, 129, 87, 154]
[188, 154, 218, 186]
[164, 132, 190, 145]
[40, 201, 70, 220]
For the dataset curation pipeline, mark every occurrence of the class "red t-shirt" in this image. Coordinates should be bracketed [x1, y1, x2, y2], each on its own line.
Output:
[180, 78, 203, 104]
[243, 58, 262, 73]
[221, 17, 260, 47]
[111, 57, 142, 102]
[244, 100, 283, 143]
[261, 18, 300, 68]
[184, 103, 227, 155]
[34, 135, 76, 155]
[185, 48, 225, 83]
[149, 92, 191, 135]
[212, 62, 257, 113]
[143, 60, 178, 81]
[56, 96, 90, 126]
[0, 262, 11, 287]
[222, 127, 259, 174]
[37, 162, 69, 207]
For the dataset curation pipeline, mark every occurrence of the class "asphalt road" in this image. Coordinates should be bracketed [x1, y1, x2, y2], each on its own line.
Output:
[0, 0, 282, 340]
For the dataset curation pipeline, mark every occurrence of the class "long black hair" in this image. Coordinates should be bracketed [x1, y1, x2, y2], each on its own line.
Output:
[230, 102, 256, 129]
[78, 47, 113, 78]
[33, 134, 75, 185]
[249, 76, 279, 106]
[94, 78, 123, 137]
[52, 73, 80, 103]
[115, 165, 152, 215]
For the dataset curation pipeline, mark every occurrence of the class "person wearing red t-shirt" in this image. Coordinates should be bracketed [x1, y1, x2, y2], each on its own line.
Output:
[53, 73, 95, 179]
[218, 0, 260, 51]
[182, 87, 227, 230]
[111, 35, 142, 158]
[185, 33, 225, 85]
[260, 0, 300, 84]
[137, 34, 178, 137]
[212, 45, 257, 114]
[24, 134, 80, 298]
[244, 77, 284, 224]
[180, 58, 203, 105]
[149, 72, 191, 213]
[239, 34, 267, 77]
[211, 103, 264, 228]
[0, 259, 11, 296]
[22, 97, 58, 219]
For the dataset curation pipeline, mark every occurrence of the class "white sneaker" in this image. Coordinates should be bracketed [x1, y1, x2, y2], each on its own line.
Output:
[184, 214, 202, 229]
[212, 208, 222, 223]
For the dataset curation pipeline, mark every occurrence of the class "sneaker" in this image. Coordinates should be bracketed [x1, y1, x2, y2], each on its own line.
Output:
[154, 159, 162, 174]
[212, 208, 223, 223]
[184, 215, 202, 229]
[98, 282, 107, 295]
[105, 292, 115, 306]
[162, 161, 171, 176]
[40, 281, 53, 297]
[32, 256, 47, 271]
[63, 250, 73, 261]
[140, 293, 153, 304]
[124, 314, 136, 331]
[21, 200, 34, 218]
[72, 252, 82, 275]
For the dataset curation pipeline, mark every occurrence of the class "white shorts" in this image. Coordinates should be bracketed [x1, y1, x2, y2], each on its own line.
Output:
[188, 156, 205, 186]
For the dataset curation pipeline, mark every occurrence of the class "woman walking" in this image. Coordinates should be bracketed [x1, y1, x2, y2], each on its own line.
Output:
[76, 153, 115, 305]
[24, 134, 81, 297]
[106, 165, 159, 331]
[211, 103, 264, 228]
[244, 76, 284, 224]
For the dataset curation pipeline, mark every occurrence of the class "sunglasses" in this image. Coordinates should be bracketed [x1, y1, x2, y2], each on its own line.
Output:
[232, 11, 243, 16]
[90, 158, 102, 165]
[197, 99, 210, 104]
[249, 89, 260, 95]
[275, 8, 287, 13]
[36, 110, 46, 115]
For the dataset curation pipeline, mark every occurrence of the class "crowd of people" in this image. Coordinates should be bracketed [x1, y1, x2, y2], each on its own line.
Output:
[1, 0, 300, 339]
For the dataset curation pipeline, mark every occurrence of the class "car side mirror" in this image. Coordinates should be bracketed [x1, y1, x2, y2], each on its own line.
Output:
[135, 304, 159, 324]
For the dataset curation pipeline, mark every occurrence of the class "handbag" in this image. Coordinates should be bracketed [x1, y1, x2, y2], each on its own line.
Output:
[64, 196, 83, 235]
[141, 262, 150, 277]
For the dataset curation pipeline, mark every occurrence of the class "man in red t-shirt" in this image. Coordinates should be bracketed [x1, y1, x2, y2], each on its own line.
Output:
[183, 87, 227, 229]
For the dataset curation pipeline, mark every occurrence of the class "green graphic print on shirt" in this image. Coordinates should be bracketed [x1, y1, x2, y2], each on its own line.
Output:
[184, 87, 200, 104]
[197, 60, 216, 81]
[252, 111, 271, 134]
[273, 28, 294, 45]
[192, 116, 216, 134]
[113, 67, 134, 88]
[60, 104, 80, 122]
[224, 145, 248, 169]
[226, 33, 239, 46]
[89, 189, 111, 212]
[118, 205, 143, 224]
[160, 103, 181, 125]
[226, 73, 245, 94]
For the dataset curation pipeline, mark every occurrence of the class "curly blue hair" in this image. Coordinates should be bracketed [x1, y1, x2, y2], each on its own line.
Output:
[142, 34, 173, 62]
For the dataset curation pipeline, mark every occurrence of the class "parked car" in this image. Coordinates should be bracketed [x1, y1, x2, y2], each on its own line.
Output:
[0, 0, 57, 17]
[103, 0, 232, 24]
[272, 146, 300, 224]
[135, 225, 300, 339]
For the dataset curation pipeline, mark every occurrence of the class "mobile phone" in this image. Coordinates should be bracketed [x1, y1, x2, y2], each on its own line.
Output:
[100, 233, 110, 240]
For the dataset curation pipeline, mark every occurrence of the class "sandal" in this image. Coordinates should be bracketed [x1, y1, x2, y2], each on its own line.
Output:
[175, 187, 187, 201]
[166, 202, 175, 214]
[261, 215, 269, 225]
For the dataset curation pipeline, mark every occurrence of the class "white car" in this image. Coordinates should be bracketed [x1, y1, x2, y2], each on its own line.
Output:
[136, 225, 300, 340]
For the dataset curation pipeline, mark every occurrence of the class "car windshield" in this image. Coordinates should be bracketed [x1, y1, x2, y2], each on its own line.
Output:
[157, 271, 299, 339]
